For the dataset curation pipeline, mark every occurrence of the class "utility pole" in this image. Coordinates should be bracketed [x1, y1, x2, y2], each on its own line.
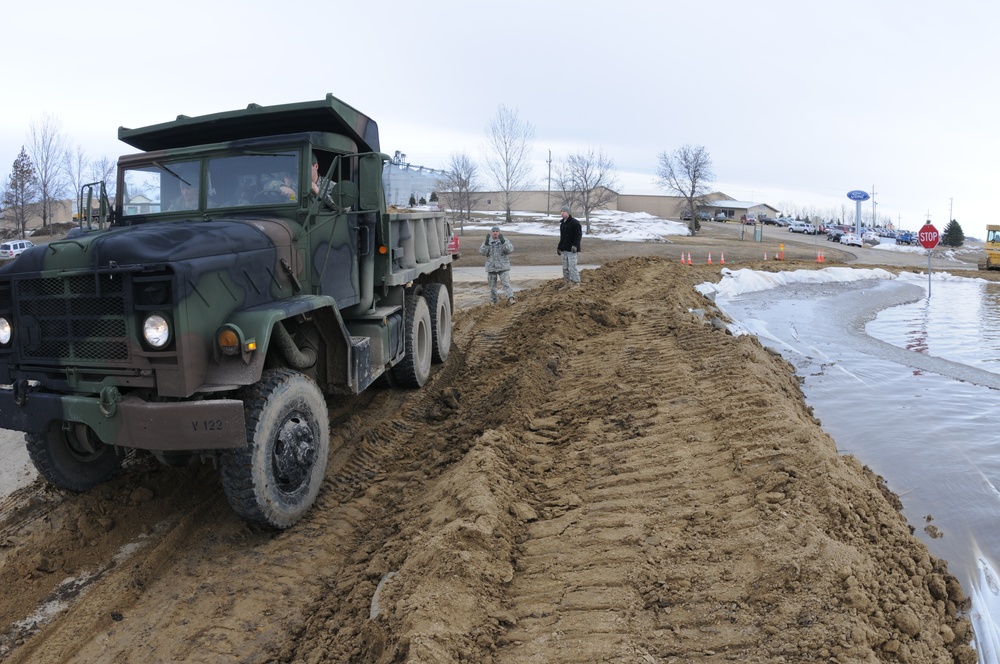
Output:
[949, 198, 953, 225]
[546, 150, 552, 216]
[871, 185, 877, 227]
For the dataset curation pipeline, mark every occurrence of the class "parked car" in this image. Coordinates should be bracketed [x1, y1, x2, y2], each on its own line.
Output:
[759, 216, 778, 225]
[840, 233, 863, 247]
[696, 211, 711, 221]
[714, 212, 728, 221]
[789, 222, 818, 234]
[862, 230, 880, 244]
[896, 230, 916, 245]
[826, 228, 845, 242]
[0, 240, 33, 259]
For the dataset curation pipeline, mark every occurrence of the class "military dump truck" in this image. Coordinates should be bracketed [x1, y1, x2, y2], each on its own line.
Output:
[0, 94, 457, 528]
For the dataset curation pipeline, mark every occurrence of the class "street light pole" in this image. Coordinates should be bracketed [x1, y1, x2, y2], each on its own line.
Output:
[871, 185, 877, 228]
[546, 150, 552, 216]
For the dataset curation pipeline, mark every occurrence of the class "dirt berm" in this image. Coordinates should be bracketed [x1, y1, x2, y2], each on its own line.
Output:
[0, 227, 986, 663]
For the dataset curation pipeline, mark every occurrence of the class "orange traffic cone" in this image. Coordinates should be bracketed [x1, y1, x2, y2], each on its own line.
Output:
[816, 250, 824, 263]
[687, 252, 693, 265]
[720, 252, 725, 265]
[707, 252, 713, 264]
[764, 252, 768, 260]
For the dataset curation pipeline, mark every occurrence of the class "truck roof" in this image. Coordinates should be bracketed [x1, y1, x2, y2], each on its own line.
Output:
[117, 93, 380, 154]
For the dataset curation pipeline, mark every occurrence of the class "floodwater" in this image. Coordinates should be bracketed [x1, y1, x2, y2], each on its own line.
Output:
[717, 274, 1000, 664]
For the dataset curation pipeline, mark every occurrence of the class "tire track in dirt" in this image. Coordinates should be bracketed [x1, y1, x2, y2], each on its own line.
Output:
[270, 289, 546, 662]
[491, 278, 726, 661]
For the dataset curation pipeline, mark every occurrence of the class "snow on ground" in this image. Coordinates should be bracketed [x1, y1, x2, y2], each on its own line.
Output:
[696, 265, 986, 300]
[869, 239, 982, 262]
[463, 210, 690, 243]
[461, 210, 982, 259]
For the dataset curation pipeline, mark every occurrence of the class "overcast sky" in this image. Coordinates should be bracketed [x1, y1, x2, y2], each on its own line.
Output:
[4, 0, 995, 237]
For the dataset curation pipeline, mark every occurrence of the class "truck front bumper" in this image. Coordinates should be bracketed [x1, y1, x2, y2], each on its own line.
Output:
[0, 383, 248, 450]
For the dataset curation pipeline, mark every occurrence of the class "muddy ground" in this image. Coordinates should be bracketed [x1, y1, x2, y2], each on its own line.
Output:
[0, 224, 990, 663]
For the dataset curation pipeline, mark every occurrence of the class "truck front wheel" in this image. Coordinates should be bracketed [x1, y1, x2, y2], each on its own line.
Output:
[26, 422, 122, 492]
[423, 283, 452, 364]
[391, 292, 433, 387]
[221, 369, 330, 529]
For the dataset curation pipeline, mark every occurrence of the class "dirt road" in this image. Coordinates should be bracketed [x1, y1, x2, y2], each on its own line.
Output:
[0, 228, 986, 662]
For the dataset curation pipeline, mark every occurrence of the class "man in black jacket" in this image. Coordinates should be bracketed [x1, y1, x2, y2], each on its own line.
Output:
[556, 205, 583, 288]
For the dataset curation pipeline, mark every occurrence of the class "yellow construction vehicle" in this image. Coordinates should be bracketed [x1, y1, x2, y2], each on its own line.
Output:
[981, 225, 1000, 270]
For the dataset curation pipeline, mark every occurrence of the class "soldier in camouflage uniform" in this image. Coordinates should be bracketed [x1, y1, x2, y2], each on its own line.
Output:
[479, 226, 515, 304]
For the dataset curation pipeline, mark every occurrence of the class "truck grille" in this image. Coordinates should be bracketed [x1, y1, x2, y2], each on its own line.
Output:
[15, 274, 130, 362]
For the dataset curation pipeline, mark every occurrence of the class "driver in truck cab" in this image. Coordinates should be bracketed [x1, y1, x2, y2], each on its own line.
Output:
[263, 171, 297, 201]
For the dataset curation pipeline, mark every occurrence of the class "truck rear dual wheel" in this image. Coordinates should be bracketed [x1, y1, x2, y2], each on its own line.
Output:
[391, 292, 433, 388]
[26, 422, 122, 492]
[221, 369, 330, 529]
[422, 283, 452, 364]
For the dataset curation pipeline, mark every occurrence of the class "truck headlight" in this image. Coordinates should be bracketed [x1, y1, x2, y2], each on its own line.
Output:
[0, 317, 10, 345]
[143, 313, 171, 348]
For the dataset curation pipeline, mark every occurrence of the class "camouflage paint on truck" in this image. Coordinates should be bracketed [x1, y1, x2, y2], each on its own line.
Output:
[0, 94, 457, 527]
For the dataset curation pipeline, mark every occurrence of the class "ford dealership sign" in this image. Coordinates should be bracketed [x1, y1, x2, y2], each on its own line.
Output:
[847, 190, 870, 201]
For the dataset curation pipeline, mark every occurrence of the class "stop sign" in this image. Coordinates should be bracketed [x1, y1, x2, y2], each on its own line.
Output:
[918, 223, 940, 249]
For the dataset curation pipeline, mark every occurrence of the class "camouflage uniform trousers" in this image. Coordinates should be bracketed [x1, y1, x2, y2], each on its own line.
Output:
[488, 270, 514, 303]
[561, 251, 580, 284]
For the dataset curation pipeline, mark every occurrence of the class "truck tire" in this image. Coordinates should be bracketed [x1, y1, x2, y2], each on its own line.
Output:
[25, 422, 122, 492]
[220, 369, 330, 529]
[391, 292, 432, 388]
[423, 283, 452, 364]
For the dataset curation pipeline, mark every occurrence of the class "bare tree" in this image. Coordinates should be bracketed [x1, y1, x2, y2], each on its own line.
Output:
[655, 144, 714, 235]
[28, 113, 69, 227]
[554, 149, 619, 235]
[440, 151, 482, 235]
[483, 104, 535, 224]
[2, 147, 40, 238]
[89, 155, 117, 201]
[65, 146, 118, 222]
[64, 144, 89, 216]
[89, 155, 116, 187]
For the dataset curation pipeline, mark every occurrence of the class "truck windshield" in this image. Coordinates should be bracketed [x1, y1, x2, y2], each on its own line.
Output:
[122, 160, 201, 216]
[206, 152, 300, 210]
[121, 152, 301, 216]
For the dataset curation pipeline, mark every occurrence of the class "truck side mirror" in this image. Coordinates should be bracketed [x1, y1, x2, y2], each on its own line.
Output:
[359, 154, 382, 211]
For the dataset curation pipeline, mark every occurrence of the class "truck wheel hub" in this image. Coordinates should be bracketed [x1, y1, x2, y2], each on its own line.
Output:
[271, 413, 316, 491]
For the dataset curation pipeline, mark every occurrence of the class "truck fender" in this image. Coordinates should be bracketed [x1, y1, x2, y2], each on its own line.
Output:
[204, 296, 350, 388]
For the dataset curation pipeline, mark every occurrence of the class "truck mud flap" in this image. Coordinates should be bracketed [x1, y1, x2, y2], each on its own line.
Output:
[351, 337, 375, 392]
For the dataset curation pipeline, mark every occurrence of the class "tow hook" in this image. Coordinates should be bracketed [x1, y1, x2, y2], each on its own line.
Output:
[99, 386, 121, 417]
[13, 379, 28, 407]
